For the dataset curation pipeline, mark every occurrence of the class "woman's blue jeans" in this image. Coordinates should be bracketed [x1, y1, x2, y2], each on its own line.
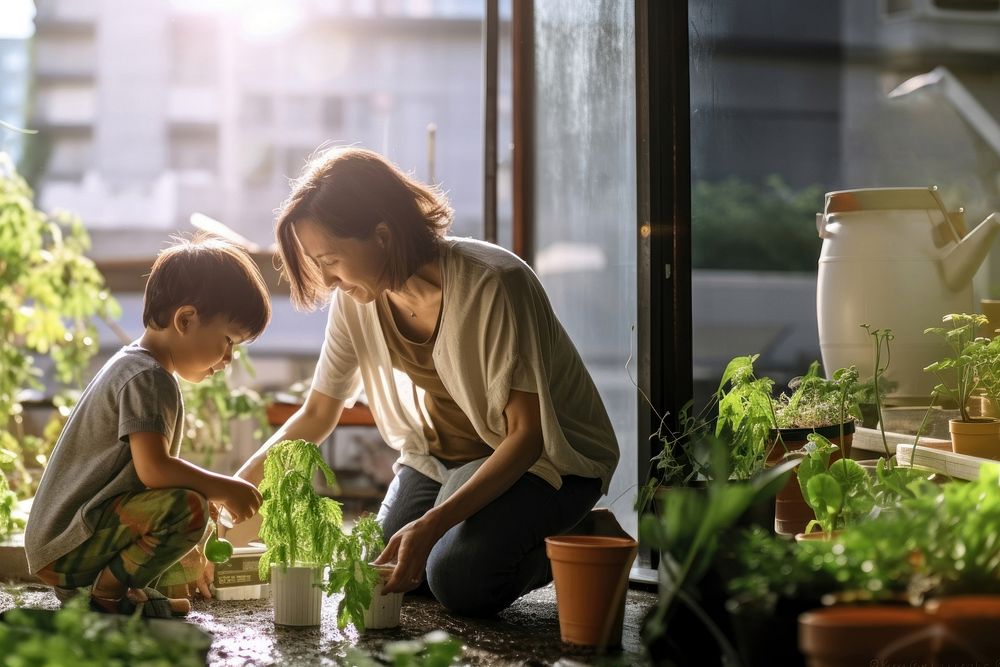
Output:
[376, 464, 601, 617]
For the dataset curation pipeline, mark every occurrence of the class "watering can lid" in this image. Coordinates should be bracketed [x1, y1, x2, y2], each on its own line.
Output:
[824, 186, 949, 213]
[824, 186, 961, 238]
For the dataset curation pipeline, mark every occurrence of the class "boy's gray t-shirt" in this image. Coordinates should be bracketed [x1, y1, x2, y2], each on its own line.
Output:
[24, 344, 184, 574]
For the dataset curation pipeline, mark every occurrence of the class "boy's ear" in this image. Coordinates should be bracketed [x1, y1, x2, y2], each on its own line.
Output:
[172, 305, 199, 334]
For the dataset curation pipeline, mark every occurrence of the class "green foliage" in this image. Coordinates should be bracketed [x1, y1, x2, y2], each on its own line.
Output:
[639, 439, 798, 660]
[0, 595, 209, 666]
[773, 362, 863, 430]
[258, 439, 344, 573]
[968, 332, 1000, 414]
[728, 463, 1000, 609]
[0, 449, 21, 540]
[924, 313, 989, 422]
[345, 630, 465, 667]
[691, 176, 824, 272]
[180, 345, 271, 468]
[797, 434, 873, 535]
[326, 514, 384, 632]
[906, 463, 1000, 597]
[714, 354, 776, 480]
[0, 152, 119, 499]
[257, 438, 381, 631]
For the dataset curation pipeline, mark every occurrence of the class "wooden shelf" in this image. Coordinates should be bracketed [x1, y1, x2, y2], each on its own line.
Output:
[265, 401, 376, 428]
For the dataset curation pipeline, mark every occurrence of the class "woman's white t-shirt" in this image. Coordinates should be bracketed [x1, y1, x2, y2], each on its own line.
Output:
[311, 237, 619, 494]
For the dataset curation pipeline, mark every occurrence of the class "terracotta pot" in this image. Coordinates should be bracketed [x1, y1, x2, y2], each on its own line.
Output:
[799, 605, 934, 666]
[925, 595, 1000, 662]
[949, 418, 1000, 459]
[363, 564, 403, 630]
[271, 564, 323, 626]
[767, 422, 854, 537]
[794, 530, 840, 544]
[545, 535, 637, 647]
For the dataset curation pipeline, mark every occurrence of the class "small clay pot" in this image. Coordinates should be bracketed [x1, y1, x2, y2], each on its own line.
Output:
[545, 535, 637, 647]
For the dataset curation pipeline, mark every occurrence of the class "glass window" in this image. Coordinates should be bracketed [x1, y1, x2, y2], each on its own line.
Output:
[690, 0, 1000, 406]
[534, 0, 637, 534]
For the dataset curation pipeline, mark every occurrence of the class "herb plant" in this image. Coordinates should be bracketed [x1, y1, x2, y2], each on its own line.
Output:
[640, 439, 799, 662]
[0, 595, 209, 666]
[715, 355, 776, 479]
[796, 434, 873, 535]
[258, 438, 384, 630]
[924, 313, 989, 422]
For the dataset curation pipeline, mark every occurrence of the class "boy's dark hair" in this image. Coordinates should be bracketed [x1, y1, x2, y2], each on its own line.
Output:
[142, 233, 271, 340]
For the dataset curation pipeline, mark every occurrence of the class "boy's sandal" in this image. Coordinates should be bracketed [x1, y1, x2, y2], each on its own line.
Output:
[89, 587, 183, 619]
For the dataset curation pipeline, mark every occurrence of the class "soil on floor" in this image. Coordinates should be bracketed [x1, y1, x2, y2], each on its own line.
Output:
[1, 582, 657, 666]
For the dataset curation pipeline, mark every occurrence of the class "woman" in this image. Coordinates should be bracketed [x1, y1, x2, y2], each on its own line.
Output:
[236, 147, 619, 616]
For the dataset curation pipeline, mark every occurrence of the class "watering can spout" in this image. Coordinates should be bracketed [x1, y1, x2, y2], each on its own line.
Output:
[942, 212, 1000, 291]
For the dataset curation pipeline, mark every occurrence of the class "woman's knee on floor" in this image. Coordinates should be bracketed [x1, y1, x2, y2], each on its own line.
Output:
[425, 547, 515, 617]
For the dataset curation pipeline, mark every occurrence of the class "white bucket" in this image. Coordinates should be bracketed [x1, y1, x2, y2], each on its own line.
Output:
[271, 565, 323, 627]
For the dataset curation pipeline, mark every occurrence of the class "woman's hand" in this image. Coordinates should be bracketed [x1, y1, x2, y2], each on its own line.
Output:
[373, 515, 445, 593]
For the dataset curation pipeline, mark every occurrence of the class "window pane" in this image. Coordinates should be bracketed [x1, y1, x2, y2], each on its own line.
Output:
[534, 0, 637, 534]
[690, 0, 1000, 405]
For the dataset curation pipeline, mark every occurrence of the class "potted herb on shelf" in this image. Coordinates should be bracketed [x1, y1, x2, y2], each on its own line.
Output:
[258, 439, 385, 629]
[718, 356, 861, 536]
[924, 313, 1000, 458]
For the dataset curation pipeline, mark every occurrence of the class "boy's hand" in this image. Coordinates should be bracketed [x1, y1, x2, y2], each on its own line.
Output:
[161, 545, 213, 599]
[216, 476, 262, 524]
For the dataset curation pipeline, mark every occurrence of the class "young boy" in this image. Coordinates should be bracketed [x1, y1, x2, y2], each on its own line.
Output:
[25, 234, 271, 618]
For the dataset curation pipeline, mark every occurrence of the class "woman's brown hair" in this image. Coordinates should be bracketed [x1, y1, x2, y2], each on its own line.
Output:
[143, 233, 271, 340]
[275, 146, 452, 311]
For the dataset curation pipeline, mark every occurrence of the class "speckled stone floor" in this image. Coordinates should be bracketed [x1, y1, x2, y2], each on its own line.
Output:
[1, 581, 657, 666]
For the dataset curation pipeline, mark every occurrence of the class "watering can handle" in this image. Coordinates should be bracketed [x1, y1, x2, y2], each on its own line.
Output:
[928, 186, 965, 239]
[816, 213, 829, 239]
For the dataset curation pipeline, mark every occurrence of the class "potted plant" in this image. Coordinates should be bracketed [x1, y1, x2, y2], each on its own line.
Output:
[718, 356, 861, 536]
[258, 439, 385, 629]
[639, 439, 799, 666]
[924, 313, 1000, 458]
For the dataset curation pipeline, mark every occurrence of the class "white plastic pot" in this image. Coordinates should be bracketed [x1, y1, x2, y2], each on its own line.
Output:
[271, 564, 323, 627]
[362, 564, 403, 630]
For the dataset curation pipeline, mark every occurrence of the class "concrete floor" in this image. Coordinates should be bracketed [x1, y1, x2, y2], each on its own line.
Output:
[1, 582, 657, 666]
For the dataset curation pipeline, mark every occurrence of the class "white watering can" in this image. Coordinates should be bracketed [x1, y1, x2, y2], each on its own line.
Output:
[816, 186, 1000, 403]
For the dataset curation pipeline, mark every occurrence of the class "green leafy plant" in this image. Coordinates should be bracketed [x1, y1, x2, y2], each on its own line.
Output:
[179, 345, 271, 468]
[640, 439, 799, 663]
[796, 434, 873, 535]
[968, 332, 1000, 415]
[0, 152, 120, 499]
[0, 450, 21, 541]
[924, 313, 989, 422]
[0, 595, 209, 666]
[714, 355, 777, 480]
[345, 630, 465, 667]
[773, 362, 863, 432]
[326, 513, 384, 630]
[257, 438, 384, 630]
